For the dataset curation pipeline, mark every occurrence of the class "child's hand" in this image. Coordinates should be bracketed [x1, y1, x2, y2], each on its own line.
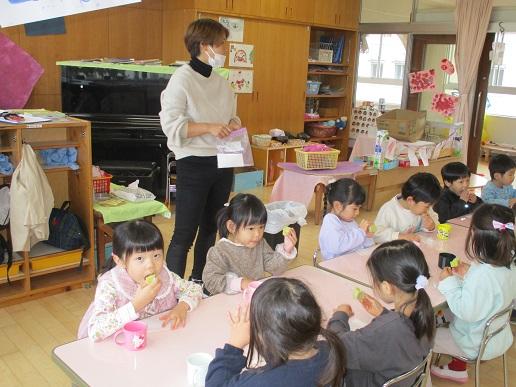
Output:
[132, 278, 162, 312]
[509, 198, 516, 207]
[241, 277, 253, 290]
[360, 294, 384, 317]
[228, 120, 241, 131]
[228, 305, 250, 349]
[439, 267, 453, 281]
[452, 262, 470, 278]
[467, 192, 478, 203]
[283, 229, 297, 254]
[459, 190, 470, 202]
[335, 304, 354, 317]
[359, 219, 372, 236]
[422, 213, 435, 230]
[399, 233, 421, 242]
[159, 301, 189, 329]
[209, 123, 232, 138]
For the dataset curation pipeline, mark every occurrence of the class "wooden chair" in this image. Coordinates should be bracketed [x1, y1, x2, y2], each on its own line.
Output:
[434, 304, 513, 387]
[382, 350, 433, 387]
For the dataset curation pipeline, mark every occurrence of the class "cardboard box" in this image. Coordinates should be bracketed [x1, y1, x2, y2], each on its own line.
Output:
[233, 170, 264, 192]
[377, 109, 426, 142]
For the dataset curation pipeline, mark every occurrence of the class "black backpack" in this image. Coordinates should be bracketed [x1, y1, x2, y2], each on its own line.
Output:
[0, 234, 13, 284]
[47, 201, 90, 251]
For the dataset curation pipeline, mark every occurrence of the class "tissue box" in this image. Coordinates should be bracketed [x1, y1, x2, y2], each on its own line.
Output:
[377, 109, 426, 142]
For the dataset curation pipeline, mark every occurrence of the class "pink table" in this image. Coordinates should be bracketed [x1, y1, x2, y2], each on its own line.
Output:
[447, 214, 472, 228]
[318, 226, 471, 308]
[53, 266, 379, 387]
[270, 162, 377, 224]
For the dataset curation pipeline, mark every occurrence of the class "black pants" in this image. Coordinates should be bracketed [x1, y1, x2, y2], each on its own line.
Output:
[166, 156, 233, 279]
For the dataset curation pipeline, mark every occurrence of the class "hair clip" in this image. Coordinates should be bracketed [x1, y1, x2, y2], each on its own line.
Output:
[415, 275, 428, 291]
[492, 220, 514, 231]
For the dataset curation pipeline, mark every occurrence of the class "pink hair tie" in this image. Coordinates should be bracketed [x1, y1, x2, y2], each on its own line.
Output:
[492, 220, 515, 231]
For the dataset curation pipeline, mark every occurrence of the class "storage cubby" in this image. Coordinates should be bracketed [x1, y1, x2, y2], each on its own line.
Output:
[0, 117, 94, 306]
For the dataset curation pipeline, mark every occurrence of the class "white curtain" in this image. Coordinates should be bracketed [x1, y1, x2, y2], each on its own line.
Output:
[454, 0, 493, 162]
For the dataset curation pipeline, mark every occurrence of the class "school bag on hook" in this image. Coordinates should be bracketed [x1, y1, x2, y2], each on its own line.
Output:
[47, 201, 90, 251]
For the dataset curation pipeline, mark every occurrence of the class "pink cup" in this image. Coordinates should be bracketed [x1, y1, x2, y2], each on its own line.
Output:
[114, 321, 147, 351]
[242, 280, 263, 304]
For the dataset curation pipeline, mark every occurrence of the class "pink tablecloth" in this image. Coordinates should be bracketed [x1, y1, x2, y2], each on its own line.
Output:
[269, 162, 366, 206]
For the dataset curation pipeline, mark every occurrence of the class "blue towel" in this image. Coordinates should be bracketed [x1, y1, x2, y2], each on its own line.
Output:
[0, 154, 13, 175]
[40, 147, 79, 170]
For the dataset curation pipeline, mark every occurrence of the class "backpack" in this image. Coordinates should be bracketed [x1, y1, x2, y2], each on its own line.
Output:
[47, 201, 90, 251]
[0, 233, 13, 284]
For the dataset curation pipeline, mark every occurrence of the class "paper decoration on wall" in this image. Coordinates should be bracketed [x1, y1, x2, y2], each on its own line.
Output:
[229, 44, 254, 68]
[440, 58, 455, 75]
[350, 106, 379, 139]
[408, 69, 436, 93]
[229, 69, 253, 93]
[431, 93, 459, 117]
[0, 0, 140, 28]
[0, 33, 44, 109]
[219, 17, 244, 42]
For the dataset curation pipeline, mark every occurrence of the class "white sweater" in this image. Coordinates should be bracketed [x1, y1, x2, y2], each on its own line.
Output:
[373, 195, 439, 244]
[159, 65, 240, 160]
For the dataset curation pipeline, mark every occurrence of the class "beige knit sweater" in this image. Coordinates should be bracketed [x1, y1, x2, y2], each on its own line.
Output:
[202, 238, 296, 295]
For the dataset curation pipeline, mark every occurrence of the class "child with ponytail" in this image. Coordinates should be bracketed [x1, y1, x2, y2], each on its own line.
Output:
[327, 240, 434, 386]
[431, 204, 516, 383]
[205, 277, 346, 387]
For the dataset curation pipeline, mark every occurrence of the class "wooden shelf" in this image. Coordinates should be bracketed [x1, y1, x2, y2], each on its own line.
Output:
[304, 116, 340, 122]
[306, 94, 346, 99]
[307, 71, 346, 76]
[29, 140, 81, 150]
[30, 267, 92, 292]
[308, 61, 346, 67]
[0, 271, 25, 285]
[0, 146, 13, 153]
[0, 280, 26, 299]
[43, 166, 79, 173]
[31, 260, 89, 278]
[309, 134, 346, 142]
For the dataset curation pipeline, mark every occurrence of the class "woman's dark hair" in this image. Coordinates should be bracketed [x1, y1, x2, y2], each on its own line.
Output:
[401, 172, 441, 204]
[217, 193, 267, 238]
[184, 18, 229, 57]
[323, 178, 365, 216]
[488, 154, 516, 179]
[466, 204, 515, 268]
[248, 278, 346, 387]
[103, 220, 164, 273]
[441, 162, 470, 184]
[367, 240, 435, 341]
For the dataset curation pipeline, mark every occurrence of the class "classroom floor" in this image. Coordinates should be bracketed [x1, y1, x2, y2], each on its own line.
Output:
[0, 161, 514, 386]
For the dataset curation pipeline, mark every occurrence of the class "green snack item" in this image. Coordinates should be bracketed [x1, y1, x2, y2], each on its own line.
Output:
[282, 226, 292, 236]
[353, 287, 365, 301]
[450, 257, 460, 268]
[368, 224, 377, 233]
[145, 274, 156, 285]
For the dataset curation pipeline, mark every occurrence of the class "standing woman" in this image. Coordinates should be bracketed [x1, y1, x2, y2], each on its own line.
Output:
[160, 19, 241, 282]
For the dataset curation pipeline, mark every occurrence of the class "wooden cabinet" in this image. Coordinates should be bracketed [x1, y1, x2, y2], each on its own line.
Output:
[313, 0, 359, 29]
[251, 144, 302, 185]
[237, 19, 309, 137]
[260, 0, 313, 23]
[194, 0, 260, 15]
[0, 116, 94, 306]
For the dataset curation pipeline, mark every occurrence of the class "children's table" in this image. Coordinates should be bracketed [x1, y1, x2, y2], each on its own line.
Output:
[447, 214, 472, 229]
[269, 162, 377, 225]
[52, 265, 382, 387]
[317, 226, 471, 308]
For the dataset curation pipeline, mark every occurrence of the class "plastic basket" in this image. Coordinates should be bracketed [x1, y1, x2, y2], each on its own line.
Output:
[306, 81, 321, 95]
[93, 174, 112, 194]
[295, 148, 340, 170]
[252, 134, 272, 147]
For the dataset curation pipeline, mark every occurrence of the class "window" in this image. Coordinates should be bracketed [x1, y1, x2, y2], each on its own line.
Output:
[394, 62, 405, 80]
[486, 32, 516, 117]
[356, 34, 407, 109]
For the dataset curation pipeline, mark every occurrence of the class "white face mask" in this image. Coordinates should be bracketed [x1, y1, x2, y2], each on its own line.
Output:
[207, 46, 226, 68]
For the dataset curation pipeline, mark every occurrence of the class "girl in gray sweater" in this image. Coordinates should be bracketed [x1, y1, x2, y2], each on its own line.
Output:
[202, 194, 297, 295]
[328, 240, 435, 386]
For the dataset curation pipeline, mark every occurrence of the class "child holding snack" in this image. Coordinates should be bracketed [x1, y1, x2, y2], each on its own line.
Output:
[202, 193, 297, 295]
[431, 204, 516, 383]
[77, 221, 203, 341]
[319, 178, 374, 260]
[206, 277, 346, 386]
[327, 240, 434, 386]
[481, 154, 516, 207]
[374, 172, 441, 243]
[433, 161, 482, 223]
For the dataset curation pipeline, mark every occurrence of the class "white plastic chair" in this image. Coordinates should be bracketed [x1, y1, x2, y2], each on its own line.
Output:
[382, 350, 433, 387]
[434, 304, 513, 387]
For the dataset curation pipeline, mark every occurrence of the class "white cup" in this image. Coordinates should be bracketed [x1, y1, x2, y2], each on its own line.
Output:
[186, 352, 213, 387]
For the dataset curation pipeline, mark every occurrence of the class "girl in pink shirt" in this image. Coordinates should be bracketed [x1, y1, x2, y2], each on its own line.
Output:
[78, 220, 202, 341]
